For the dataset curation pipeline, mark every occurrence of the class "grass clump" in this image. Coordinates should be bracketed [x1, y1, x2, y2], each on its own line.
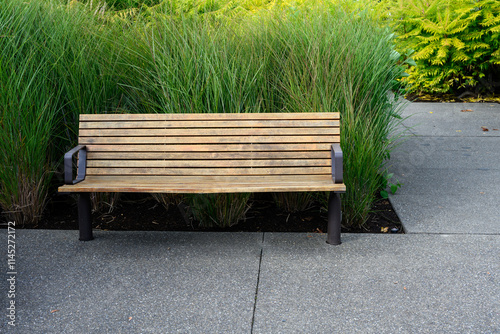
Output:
[0, 0, 124, 224]
[151, 193, 184, 211]
[122, 6, 405, 227]
[188, 193, 251, 228]
[272, 193, 315, 213]
[0, 0, 64, 225]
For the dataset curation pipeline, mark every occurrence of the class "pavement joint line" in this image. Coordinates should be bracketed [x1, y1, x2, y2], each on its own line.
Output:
[404, 232, 500, 236]
[393, 167, 500, 171]
[408, 135, 500, 138]
[250, 233, 265, 334]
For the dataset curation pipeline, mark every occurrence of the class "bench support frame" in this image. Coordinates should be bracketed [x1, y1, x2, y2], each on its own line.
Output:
[76, 192, 341, 244]
[327, 192, 342, 245]
[64, 145, 87, 185]
[78, 193, 93, 241]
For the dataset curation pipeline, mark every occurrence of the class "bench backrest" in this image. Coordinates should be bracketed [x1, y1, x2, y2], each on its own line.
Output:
[78, 113, 340, 177]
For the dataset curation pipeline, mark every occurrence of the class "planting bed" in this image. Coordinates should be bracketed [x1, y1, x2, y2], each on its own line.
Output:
[14, 193, 403, 234]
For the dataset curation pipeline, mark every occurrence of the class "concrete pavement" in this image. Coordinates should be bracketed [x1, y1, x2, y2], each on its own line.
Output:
[390, 102, 500, 234]
[0, 102, 499, 333]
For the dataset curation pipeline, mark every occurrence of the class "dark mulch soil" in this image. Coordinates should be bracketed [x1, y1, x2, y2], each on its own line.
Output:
[10, 192, 403, 234]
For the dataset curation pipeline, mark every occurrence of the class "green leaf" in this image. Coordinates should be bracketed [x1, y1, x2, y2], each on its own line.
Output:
[405, 58, 417, 67]
[380, 190, 389, 199]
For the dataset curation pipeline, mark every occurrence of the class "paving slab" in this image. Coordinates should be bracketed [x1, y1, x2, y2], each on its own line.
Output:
[390, 136, 499, 171]
[390, 193, 500, 234]
[253, 233, 500, 334]
[0, 230, 263, 333]
[389, 102, 500, 234]
[399, 102, 500, 137]
[389, 166, 500, 196]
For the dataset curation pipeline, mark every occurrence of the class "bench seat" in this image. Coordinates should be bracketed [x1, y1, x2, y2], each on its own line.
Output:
[59, 175, 346, 193]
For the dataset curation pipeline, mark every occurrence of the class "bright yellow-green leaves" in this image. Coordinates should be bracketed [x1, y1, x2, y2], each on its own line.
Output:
[377, 0, 500, 94]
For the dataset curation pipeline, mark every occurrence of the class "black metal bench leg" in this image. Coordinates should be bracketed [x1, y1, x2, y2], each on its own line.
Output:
[78, 193, 94, 241]
[327, 192, 341, 245]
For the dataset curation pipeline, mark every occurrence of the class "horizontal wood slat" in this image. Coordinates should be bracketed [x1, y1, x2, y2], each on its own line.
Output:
[86, 167, 331, 176]
[59, 183, 345, 193]
[87, 159, 330, 168]
[84, 143, 336, 152]
[88, 151, 330, 160]
[80, 120, 339, 129]
[80, 112, 339, 121]
[79, 127, 339, 137]
[82, 175, 336, 183]
[58, 175, 345, 193]
[80, 136, 339, 145]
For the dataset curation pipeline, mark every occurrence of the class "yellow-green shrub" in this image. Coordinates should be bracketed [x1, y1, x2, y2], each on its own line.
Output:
[378, 0, 500, 95]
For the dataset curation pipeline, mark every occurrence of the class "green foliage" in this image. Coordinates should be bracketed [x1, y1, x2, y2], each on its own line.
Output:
[72, 0, 162, 11]
[380, 172, 402, 199]
[0, 0, 64, 225]
[123, 6, 405, 227]
[151, 193, 184, 210]
[378, 0, 500, 94]
[0, 0, 124, 224]
[90, 192, 121, 214]
[188, 193, 251, 228]
[124, 14, 268, 114]
[272, 192, 315, 213]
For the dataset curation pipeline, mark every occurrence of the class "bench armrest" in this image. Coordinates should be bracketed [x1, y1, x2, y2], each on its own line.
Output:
[331, 144, 343, 184]
[64, 145, 87, 185]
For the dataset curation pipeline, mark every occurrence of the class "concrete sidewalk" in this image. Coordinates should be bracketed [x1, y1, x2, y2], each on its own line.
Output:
[390, 102, 500, 234]
[1, 102, 499, 333]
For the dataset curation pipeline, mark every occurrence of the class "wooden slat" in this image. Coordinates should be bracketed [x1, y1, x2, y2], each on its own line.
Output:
[79, 136, 338, 145]
[81, 174, 336, 184]
[80, 112, 339, 121]
[59, 183, 345, 193]
[86, 167, 331, 176]
[79, 127, 339, 137]
[58, 175, 345, 193]
[88, 151, 330, 160]
[86, 159, 330, 168]
[80, 120, 339, 129]
[84, 143, 337, 152]
[65, 179, 331, 187]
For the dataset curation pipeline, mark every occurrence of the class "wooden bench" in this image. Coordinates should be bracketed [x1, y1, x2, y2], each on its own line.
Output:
[58, 113, 346, 244]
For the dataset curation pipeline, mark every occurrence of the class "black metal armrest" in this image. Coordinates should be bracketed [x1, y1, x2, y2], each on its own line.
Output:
[64, 145, 87, 185]
[331, 144, 343, 184]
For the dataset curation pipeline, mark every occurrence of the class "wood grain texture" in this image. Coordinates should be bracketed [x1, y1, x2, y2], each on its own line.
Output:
[79, 127, 339, 137]
[88, 151, 330, 160]
[81, 174, 337, 183]
[84, 143, 336, 152]
[85, 167, 331, 176]
[80, 112, 339, 121]
[86, 159, 330, 168]
[80, 120, 339, 129]
[79, 136, 339, 145]
[58, 175, 346, 193]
